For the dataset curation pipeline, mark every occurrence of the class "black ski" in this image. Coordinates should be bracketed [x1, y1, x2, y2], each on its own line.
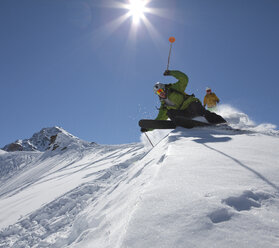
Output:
[139, 117, 212, 130]
[139, 119, 176, 129]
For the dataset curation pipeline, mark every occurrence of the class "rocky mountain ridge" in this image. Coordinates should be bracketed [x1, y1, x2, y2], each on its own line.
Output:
[2, 127, 93, 152]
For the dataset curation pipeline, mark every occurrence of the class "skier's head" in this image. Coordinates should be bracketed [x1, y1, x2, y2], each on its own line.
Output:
[154, 82, 167, 99]
[206, 87, 211, 94]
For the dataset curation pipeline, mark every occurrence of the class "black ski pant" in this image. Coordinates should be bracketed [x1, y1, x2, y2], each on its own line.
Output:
[167, 100, 226, 124]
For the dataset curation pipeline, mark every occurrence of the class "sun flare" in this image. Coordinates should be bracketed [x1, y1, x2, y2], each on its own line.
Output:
[127, 0, 147, 24]
[95, 0, 169, 46]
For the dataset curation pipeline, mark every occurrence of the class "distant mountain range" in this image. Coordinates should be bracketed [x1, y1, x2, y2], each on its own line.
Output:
[2, 126, 95, 152]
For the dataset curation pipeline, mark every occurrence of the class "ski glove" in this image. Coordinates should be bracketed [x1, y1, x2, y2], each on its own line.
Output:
[163, 70, 171, 76]
[140, 127, 148, 133]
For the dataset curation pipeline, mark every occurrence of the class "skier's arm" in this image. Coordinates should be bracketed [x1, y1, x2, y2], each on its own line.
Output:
[214, 93, 220, 103]
[155, 106, 168, 121]
[143, 106, 168, 132]
[203, 96, 207, 107]
[165, 70, 189, 92]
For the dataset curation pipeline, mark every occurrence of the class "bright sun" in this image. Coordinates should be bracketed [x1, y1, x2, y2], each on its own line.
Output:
[127, 0, 147, 24]
[99, 0, 166, 41]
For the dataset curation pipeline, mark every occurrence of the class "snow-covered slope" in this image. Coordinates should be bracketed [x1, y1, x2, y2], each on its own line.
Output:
[0, 107, 279, 248]
[123, 128, 279, 248]
[0, 150, 6, 155]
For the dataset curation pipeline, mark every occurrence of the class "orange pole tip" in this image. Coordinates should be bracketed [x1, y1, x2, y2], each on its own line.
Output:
[169, 37, 176, 43]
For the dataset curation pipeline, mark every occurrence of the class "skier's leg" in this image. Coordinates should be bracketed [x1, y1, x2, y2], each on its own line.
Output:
[167, 109, 187, 121]
[207, 106, 217, 112]
[167, 101, 205, 120]
[185, 101, 206, 118]
[204, 110, 226, 124]
[185, 101, 226, 123]
[187, 101, 226, 123]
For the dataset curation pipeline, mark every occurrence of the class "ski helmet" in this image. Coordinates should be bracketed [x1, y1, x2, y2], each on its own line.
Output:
[154, 82, 166, 98]
[154, 82, 165, 93]
[206, 87, 211, 93]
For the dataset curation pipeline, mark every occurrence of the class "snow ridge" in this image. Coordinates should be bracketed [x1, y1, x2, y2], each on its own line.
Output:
[0, 151, 41, 183]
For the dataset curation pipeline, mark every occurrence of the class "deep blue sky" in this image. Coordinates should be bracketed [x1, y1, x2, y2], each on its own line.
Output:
[1, 0, 279, 146]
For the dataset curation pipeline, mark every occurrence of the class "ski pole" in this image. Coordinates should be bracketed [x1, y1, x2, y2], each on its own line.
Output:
[144, 132, 154, 148]
[167, 37, 176, 70]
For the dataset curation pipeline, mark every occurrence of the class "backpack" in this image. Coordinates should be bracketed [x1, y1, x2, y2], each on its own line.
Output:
[160, 84, 195, 110]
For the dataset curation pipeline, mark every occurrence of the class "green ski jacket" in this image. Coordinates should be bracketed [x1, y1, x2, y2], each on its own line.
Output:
[155, 70, 200, 120]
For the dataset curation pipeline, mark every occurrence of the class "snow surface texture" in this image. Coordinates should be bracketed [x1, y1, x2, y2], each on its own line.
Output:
[0, 106, 279, 248]
[0, 150, 6, 155]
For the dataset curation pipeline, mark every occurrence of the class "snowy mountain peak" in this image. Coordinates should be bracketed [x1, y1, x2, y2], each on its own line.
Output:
[2, 126, 91, 152]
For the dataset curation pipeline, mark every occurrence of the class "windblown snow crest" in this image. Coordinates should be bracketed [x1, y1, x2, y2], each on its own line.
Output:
[216, 104, 278, 136]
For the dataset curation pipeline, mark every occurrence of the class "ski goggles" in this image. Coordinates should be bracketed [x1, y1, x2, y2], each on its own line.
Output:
[156, 88, 165, 96]
[206, 89, 211, 93]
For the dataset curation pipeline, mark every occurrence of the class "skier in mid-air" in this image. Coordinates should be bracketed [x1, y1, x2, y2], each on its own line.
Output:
[140, 70, 226, 132]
